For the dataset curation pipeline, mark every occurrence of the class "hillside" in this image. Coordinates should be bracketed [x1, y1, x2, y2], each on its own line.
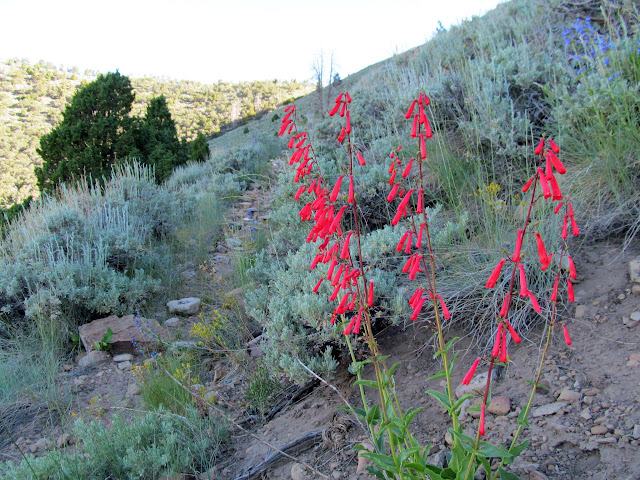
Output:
[1, 0, 640, 479]
[0, 59, 312, 208]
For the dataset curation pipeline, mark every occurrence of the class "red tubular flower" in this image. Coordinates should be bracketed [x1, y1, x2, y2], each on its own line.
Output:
[348, 175, 355, 203]
[570, 216, 580, 236]
[568, 255, 577, 279]
[550, 276, 559, 302]
[513, 229, 524, 262]
[395, 230, 409, 252]
[554, 202, 564, 214]
[534, 137, 545, 155]
[568, 202, 574, 216]
[389, 169, 397, 186]
[528, 291, 541, 313]
[368, 280, 374, 307]
[479, 404, 486, 436]
[563, 324, 572, 345]
[506, 321, 521, 343]
[486, 258, 506, 288]
[416, 223, 424, 249]
[424, 117, 433, 138]
[387, 183, 399, 202]
[330, 175, 344, 202]
[405, 100, 417, 119]
[329, 284, 341, 302]
[312, 278, 323, 293]
[547, 149, 566, 174]
[548, 173, 563, 200]
[461, 357, 481, 385]
[409, 255, 422, 280]
[537, 169, 551, 199]
[411, 296, 426, 320]
[409, 287, 424, 307]
[340, 232, 352, 259]
[545, 154, 553, 180]
[411, 114, 418, 138]
[500, 293, 511, 318]
[357, 151, 366, 166]
[535, 232, 549, 268]
[422, 93, 430, 105]
[404, 232, 413, 254]
[492, 324, 504, 357]
[402, 158, 414, 178]
[326, 258, 337, 280]
[522, 175, 535, 193]
[567, 279, 574, 302]
[562, 214, 568, 239]
[345, 92, 351, 103]
[438, 295, 451, 319]
[336, 292, 350, 313]
[419, 103, 425, 125]
[518, 264, 528, 297]
[332, 264, 344, 287]
[500, 328, 508, 363]
[346, 111, 351, 134]
[549, 139, 560, 154]
[337, 127, 346, 143]
[344, 309, 363, 335]
[339, 102, 347, 117]
[420, 133, 426, 159]
[294, 185, 306, 201]
[416, 189, 424, 214]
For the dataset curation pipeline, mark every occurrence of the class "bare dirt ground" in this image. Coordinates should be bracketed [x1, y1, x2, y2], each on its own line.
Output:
[2, 172, 639, 480]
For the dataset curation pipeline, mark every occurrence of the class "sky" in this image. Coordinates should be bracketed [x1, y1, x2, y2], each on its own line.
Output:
[0, 0, 505, 84]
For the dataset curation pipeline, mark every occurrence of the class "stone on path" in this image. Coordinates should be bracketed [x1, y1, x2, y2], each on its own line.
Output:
[79, 315, 167, 354]
[166, 297, 201, 316]
[487, 396, 511, 415]
[78, 350, 110, 368]
[629, 256, 640, 283]
[531, 402, 567, 418]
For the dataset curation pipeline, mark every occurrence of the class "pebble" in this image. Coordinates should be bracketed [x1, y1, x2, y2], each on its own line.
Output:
[633, 425, 640, 439]
[56, 433, 72, 448]
[580, 408, 592, 420]
[290, 462, 310, 480]
[29, 438, 53, 453]
[488, 396, 511, 415]
[164, 317, 180, 327]
[591, 425, 609, 435]
[126, 383, 141, 398]
[632, 284, 640, 296]
[557, 389, 581, 403]
[574, 305, 587, 318]
[529, 471, 550, 480]
[532, 402, 567, 418]
[583, 388, 600, 396]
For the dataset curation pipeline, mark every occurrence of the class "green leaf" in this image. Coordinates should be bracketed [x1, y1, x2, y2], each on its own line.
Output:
[388, 361, 401, 377]
[399, 446, 423, 464]
[517, 407, 530, 428]
[424, 465, 444, 480]
[367, 404, 381, 424]
[498, 467, 521, 480]
[404, 407, 423, 426]
[477, 441, 514, 459]
[451, 394, 474, 413]
[426, 389, 451, 408]
[504, 440, 529, 465]
[361, 452, 399, 473]
[365, 466, 386, 480]
[405, 461, 427, 473]
[354, 379, 380, 389]
[427, 369, 447, 382]
[448, 429, 475, 454]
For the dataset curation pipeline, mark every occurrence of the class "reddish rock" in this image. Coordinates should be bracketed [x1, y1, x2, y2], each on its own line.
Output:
[488, 396, 511, 416]
[78, 315, 167, 354]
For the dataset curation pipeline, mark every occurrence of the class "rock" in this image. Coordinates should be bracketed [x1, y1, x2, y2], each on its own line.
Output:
[574, 305, 587, 319]
[536, 380, 552, 395]
[117, 360, 132, 371]
[78, 350, 111, 368]
[632, 284, 640, 296]
[529, 471, 550, 480]
[580, 408, 592, 420]
[632, 425, 640, 439]
[630, 311, 640, 322]
[488, 396, 511, 415]
[164, 317, 180, 327]
[357, 442, 374, 473]
[78, 315, 167, 354]
[532, 402, 567, 418]
[198, 467, 218, 480]
[247, 335, 265, 358]
[113, 353, 133, 363]
[29, 438, 53, 453]
[291, 463, 309, 480]
[226, 238, 243, 250]
[126, 383, 141, 398]
[591, 425, 609, 435]
[455, 371, 494, 398]
[629, 256, 640, 283]
[583, 388, 600, 396]
[166, 297, 201, 316]
[56, 433, 72, 448]
[558, 389, 581, 403]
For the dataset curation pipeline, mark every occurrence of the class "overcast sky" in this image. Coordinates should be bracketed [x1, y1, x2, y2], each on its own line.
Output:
[1, 0, 504, 84]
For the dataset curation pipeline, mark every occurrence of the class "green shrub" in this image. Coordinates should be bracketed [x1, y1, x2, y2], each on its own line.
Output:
[0, 407, 226, 480]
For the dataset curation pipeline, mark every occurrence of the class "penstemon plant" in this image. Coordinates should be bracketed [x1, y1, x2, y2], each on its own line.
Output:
[278, 91, 579, 480]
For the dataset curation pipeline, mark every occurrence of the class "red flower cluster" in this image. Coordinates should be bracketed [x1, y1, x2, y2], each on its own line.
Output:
[279, 92, 373, 336]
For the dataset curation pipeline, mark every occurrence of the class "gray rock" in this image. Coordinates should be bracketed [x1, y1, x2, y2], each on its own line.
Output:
[574, 305, 587, 319]
[290, 463, 310, 480]
[113, 353, 133, 363]
[56, 433, 72, 448]
[78, 350, 110, 368]
[532, 402, 567, 418]
[117, 360, 132, 371]
[455, 371, 494, 399]
[632, 424, 640, 439]
[591, 425, 608, 435]
[630, 311, 640, 322]
[529, 472, 550, 480]
[164, 317, 180, 327]
[29, 438, 52, 453]
[166, 297, 201, 316]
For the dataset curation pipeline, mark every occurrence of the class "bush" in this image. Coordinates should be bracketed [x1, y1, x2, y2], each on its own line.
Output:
[0, 407, 226, 479]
